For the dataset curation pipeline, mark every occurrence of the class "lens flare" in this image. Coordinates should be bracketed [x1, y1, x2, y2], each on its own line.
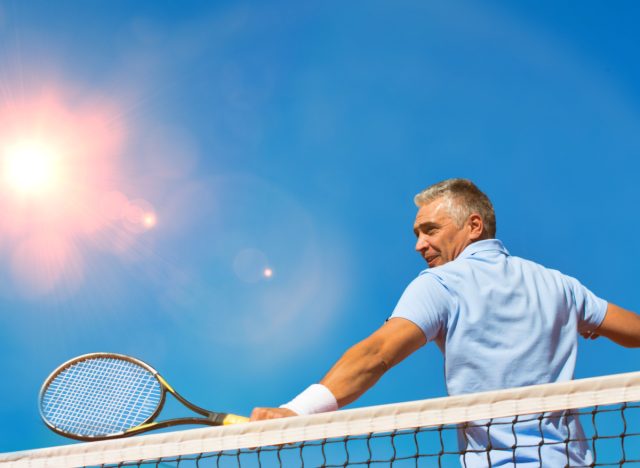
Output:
[122, 199, 156, 233]
[233, 248, 269, 283]
[143, 212, 157, 229]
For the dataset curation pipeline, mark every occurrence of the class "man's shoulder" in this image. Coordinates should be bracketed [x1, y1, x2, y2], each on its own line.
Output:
[508, 254, 568, 277]
[500, 253, 584, 295]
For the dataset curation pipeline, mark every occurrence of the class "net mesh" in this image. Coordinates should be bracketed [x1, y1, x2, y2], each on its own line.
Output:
[5, 371, 640, 467]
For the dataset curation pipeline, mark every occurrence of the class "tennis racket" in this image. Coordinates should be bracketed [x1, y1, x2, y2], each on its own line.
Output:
[39, 352, 248, 441]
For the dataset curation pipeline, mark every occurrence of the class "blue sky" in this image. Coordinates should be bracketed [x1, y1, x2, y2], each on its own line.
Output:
[1, 0, 639, 453]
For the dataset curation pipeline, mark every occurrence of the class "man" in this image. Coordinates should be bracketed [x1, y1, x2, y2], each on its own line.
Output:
[251, 178, 640, 466]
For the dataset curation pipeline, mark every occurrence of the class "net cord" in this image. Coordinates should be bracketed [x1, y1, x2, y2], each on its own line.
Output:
[2, 370, 640, 468]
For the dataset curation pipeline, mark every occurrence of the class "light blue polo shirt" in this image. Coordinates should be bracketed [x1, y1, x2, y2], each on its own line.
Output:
[390, 239, 608, 466]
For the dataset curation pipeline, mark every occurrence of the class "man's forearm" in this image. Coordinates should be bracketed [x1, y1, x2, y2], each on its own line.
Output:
[597, 303, 640, 348]
[251, 318, 425, 421]
[320, 338, 390, 408]
[320, 318, 426, 408]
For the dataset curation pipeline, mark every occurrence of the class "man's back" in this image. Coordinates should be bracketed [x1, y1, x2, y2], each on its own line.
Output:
[391, 239, 607, 465]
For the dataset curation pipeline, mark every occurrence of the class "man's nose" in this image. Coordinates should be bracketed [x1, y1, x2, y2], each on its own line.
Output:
[415, 236, 428, 252]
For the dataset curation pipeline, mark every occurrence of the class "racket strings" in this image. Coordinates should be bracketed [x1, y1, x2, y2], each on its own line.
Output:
[41, 357, 162, 437]
[45, 359, 160, 435]
[85, 360, 159, 433]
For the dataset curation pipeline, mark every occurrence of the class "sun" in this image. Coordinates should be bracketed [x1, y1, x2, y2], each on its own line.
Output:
[2, 141, 60, 195]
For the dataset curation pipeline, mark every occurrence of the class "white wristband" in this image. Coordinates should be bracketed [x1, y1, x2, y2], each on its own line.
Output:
[279, 384, 339, 415]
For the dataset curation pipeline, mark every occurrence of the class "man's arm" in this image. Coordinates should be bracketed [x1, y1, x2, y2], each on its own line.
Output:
[592, 303, 640, 347]
[250, 317, 426, 421]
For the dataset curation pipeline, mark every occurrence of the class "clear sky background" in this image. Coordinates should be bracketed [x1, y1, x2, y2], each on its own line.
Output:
[1, 0, 639, 453]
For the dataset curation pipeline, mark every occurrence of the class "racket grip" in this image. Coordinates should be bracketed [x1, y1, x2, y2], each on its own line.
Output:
[222, 413, 249, 425]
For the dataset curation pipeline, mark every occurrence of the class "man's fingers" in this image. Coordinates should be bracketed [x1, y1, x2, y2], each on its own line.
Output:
[250, 407, 298, 421]
[248, 408, 299, 449]
[250, 407, 276, 421]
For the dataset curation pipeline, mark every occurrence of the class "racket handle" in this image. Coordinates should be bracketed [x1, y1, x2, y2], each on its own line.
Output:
[208, 413, 249, 425]
[222, 413, 249, 425]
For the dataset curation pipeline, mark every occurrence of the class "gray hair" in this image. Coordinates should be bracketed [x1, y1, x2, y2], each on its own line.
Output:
[414, 178, 496, 238]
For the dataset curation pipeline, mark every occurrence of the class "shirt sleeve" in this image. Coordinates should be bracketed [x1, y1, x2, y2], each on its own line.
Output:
[389, 271, 454, 342]
[563, 275, 608, 332]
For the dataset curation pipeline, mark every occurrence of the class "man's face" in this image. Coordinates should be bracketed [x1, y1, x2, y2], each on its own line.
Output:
[413, 197, 475, 268]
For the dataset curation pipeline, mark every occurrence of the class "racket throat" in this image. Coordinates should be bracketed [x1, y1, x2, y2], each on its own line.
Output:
[207, 412, 230, 425]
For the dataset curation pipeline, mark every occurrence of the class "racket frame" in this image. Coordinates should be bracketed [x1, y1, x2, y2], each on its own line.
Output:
[39, 352, 245, 441]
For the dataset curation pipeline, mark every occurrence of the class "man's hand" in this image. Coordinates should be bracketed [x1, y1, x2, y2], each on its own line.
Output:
[250, 407, 298, 421]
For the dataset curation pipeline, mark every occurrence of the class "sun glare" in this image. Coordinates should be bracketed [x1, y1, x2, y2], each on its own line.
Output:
[0, 90, 129, 298]
[3, 141, 59, 194]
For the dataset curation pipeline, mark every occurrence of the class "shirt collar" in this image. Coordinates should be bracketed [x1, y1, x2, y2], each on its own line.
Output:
[456, 238, 509, 260]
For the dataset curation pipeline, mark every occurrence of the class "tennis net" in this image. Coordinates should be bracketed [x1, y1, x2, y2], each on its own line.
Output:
[2, 371, 639, 467]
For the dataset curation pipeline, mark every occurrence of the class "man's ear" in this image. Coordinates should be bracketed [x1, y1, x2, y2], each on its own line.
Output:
[467, 213, 485, 240]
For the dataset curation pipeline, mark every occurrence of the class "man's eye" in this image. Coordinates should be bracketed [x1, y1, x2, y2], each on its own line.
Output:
[416, 225, 437, 236]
